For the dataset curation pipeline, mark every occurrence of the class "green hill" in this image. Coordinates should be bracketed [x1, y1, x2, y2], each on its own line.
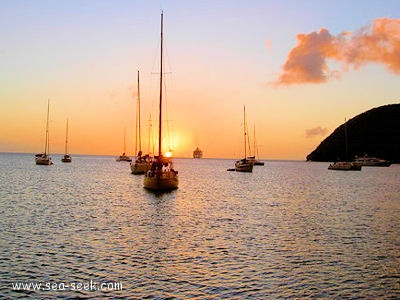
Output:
[306, 104, 400, 163]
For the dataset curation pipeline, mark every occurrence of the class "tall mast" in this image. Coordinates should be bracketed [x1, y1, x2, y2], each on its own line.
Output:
[45, 99, 50, 155]
[64, 119, 69, 155]
[158, 11, 163, 157]
[124, 127, 127, 154]
[344, 118, 348, 161]
[137, 70, 141, 154]
[148, 114, 153, 155]
[244, 105, 247, 159]
[253, 125, 256, 158]
[247, 122, 252, 156]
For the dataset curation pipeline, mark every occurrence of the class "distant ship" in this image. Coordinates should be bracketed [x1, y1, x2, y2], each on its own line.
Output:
[353, 155, 392, 167]
[328, 161, 361, 171]
[193, 147, 203, 158]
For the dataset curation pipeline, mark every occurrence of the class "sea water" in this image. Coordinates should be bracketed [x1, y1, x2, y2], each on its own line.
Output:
[0, 153, 399, 299]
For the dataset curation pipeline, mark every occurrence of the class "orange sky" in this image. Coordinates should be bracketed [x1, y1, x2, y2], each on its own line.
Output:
[1, 2, 399, 160]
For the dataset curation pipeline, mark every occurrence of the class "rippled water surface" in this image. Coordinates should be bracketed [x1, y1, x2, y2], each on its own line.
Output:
[1, 153, 399, 299]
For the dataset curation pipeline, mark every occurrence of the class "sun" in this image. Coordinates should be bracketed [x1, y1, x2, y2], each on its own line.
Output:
[165, 150, 173, 158]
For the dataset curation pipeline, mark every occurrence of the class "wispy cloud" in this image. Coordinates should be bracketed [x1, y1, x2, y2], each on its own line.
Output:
[275, 18, 400, 85]
[265, 38, 272, 49]
[305, 126, 328, 138]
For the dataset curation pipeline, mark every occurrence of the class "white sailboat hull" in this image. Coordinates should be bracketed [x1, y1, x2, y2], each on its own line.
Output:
[143, 171, 178, 191]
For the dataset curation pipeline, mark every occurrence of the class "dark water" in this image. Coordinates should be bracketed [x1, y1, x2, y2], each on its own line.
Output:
[1, 153, 399, 299]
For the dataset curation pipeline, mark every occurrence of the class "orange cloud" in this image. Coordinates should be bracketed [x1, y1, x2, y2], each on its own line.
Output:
[276, 18, 400, 85]
[305, 126, 328, 138]
[265, 38, 272, 49]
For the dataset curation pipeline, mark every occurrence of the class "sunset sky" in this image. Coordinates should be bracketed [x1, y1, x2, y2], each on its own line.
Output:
[1, 0, 400, 160]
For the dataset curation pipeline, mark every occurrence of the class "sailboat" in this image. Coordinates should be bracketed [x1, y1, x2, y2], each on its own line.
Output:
[116, 127, 132, 162]
[328, 118, 361, 171]
[143, 11, 178, 191]
[35, 99, 53, 165]
[131, 70, 153, 174]
[234, 105, 254, 172]
[247, 126, 264, 166]
[61, 119, 72, 163]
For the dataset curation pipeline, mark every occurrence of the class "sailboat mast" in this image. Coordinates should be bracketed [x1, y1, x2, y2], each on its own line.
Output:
[253, 125, 256, 158]
[158, 11, 163, 157]
[45, 99, 50, 155]
[148, 114, 153, 155]
[137, 70, 142, 154]
[344, 118, 348, 161]
[124, 127, 127, 153]
[244, 105, 247, 159]
[247, 123, 251, 156]
[135, 82, 138, 155]
[64, 119, 69, 155]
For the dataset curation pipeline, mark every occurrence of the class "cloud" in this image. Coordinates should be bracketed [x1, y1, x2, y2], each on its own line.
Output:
[305, 126, 328, 138]
[265, 38, 272, 49]
[275, 18, 400, 85]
